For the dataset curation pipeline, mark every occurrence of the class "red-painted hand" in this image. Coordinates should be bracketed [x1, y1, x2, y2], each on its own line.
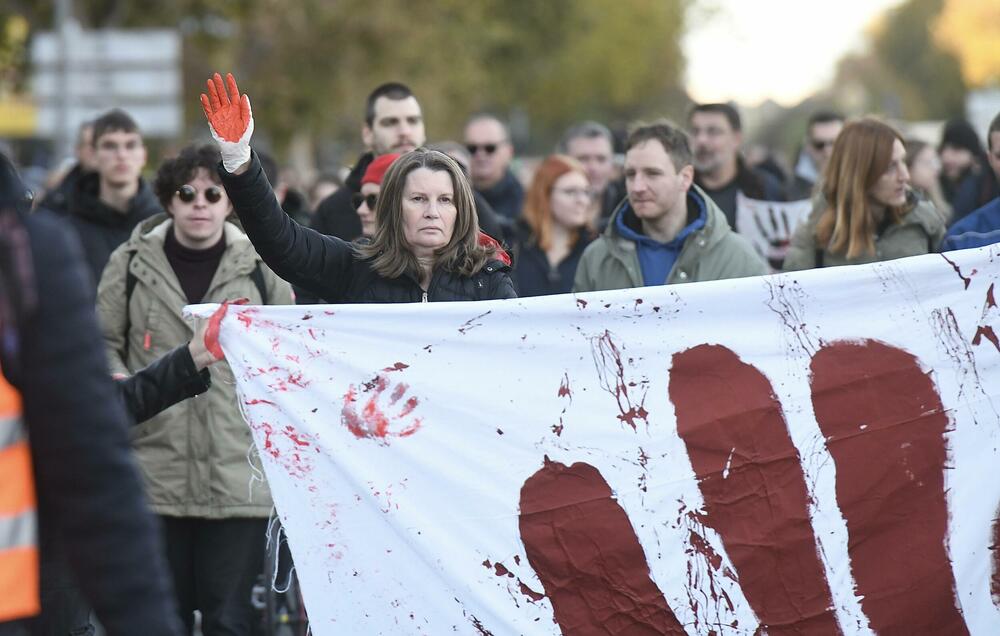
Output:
[199, 72, 254, 172]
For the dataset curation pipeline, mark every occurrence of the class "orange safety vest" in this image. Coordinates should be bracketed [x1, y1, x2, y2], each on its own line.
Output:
[0, 366, 39, 622]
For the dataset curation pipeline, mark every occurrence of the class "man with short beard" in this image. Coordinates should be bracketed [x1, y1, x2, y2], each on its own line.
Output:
[688, 103, 785, 231]
[310, 82, 425, 243]
[50, 109, 162, 289]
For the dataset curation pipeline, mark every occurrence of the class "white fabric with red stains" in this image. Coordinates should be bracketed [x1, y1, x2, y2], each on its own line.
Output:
[188, 245, 1000, 635]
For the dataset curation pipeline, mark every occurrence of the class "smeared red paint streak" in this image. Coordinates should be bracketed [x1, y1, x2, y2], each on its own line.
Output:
[204, 300, 230, 359]
[551, 420, 564, 436]
[284, 426, 310, 447]
[300, 313, 314, 320]
[558, 373, 572, 398]
[323, 310, 336, 315]
[469, 615, 494, 636]
[399, 396, 419, 418]
[988, 283, 997, 309]
[810, 340, 968, 634]
[518, 459, 684, 635]
[389, 383, 407, 404]
[941, 253, 973, 289]
[670, 344, 840, 634]
[245, 398, 276, 407]
[519, 582, 544, 602]
[973, 325, 1000, 353]
[383, 361, 410, 372]
[308, 328, 317, 340]
[458, 310, 492, 334]
[576, 298, 588, 309]
[590, 330, 648, 431]
[687, 530, 722, 570]
[285, 354, 299, 363]
[992, 510, 1000, 608]
[236, 310, 256, 329]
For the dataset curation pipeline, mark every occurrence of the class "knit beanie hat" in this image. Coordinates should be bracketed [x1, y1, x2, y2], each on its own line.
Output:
[939, 119, 983, 156]
[361, 153, 401, 187]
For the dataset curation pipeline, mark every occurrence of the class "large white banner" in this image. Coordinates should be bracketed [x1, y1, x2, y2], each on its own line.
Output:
[191, 246, 1000, 635]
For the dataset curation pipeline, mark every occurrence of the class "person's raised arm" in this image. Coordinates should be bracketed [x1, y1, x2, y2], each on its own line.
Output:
[200, 72, 354, 301]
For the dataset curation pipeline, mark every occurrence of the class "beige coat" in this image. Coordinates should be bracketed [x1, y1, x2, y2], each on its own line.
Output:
[97, 215, 293, 518]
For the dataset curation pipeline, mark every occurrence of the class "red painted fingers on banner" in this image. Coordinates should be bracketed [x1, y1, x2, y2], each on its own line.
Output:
[200, 72, 251, 143]
[670, 344, 841, 634]
[518, 459, 686, 635]
[810, 340, 969, 634]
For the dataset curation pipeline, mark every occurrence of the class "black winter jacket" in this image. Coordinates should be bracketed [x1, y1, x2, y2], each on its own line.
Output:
[50, 172, 162, 289]
[118, 344, 211, 425]
[220, 153, 516, 303]
[1, 208, 183, 635]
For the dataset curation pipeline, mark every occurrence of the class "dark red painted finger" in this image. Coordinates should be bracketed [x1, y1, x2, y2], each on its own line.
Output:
[992, 508, 1000, 609]
[670, 344, 840, 634]
[810, 340, 968, 634]
[519, 459, 685, 635]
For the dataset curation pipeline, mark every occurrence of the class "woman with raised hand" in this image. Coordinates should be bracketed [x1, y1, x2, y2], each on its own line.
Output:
[201, 73, 516, 303]
[783, 117, 944, 271]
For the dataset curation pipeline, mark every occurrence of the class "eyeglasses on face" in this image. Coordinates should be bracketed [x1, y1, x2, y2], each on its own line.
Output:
[352, 193, 378, 210]
[552, 187, 593, 200]
[176, 184, 223, 204]
[466, 143, 499, 155]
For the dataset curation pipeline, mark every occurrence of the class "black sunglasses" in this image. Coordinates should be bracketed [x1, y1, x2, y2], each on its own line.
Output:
[466, 143, 498, 155]
[352, 193, 378, 210]
[176, 184, 223, 204]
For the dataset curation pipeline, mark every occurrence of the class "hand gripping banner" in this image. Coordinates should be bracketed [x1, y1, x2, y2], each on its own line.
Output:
[189, 246, 1000, 635]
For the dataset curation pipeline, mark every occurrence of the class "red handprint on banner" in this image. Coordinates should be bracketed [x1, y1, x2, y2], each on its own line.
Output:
[340, 374, 422, 444]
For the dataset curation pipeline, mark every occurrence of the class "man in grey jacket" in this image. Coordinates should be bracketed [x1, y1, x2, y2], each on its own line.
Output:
[574, 120, 767, 292]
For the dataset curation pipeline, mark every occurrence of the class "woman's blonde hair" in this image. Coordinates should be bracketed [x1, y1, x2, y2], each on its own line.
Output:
[358, 149, 495, 278]
[815, 117, 910, 259]
[522, 154, 591, 252]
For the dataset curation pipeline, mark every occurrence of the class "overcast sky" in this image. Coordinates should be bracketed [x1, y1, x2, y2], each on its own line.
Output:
[683, 0, 907, 106]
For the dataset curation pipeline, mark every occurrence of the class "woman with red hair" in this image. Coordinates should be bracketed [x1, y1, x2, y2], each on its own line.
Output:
[513, 155, 596, 296]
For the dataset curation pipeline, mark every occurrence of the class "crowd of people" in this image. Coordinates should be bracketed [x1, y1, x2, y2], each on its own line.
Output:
[1, 67, 1000, 635]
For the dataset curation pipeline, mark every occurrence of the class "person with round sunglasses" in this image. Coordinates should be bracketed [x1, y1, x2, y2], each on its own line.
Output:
[95, 142, 293, 634]
[353, 152, 401, 239]
[200, 73, 515, 304]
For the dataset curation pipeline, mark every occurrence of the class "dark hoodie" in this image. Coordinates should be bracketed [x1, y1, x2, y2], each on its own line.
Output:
[0, 153, 183, 635]
[52, 171, 162, 289]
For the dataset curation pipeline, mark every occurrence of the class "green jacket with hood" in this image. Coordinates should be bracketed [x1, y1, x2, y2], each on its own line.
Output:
[97, 214, 293, 518]
[573, 185, 769, 292]
[783, 193, 945, 271]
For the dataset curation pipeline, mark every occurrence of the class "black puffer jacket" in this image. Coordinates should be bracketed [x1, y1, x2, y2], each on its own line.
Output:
[118, 344, 211, 425]
[50, 172, 162, 289]
[220, 152, 516, 303]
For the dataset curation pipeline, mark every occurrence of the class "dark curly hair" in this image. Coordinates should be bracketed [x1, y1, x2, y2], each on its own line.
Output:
[154, 143, 223, 209]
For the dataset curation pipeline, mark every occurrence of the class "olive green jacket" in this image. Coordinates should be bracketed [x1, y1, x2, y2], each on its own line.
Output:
[97, 215, 293, 518]
[783, 194, 946, 271]
[573, 185, 769, 292]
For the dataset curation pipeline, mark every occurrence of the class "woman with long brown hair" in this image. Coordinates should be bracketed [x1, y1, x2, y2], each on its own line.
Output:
[200, 73, 515, 303]
[512, 155, 596, 296]
[784, 117, 944, 270]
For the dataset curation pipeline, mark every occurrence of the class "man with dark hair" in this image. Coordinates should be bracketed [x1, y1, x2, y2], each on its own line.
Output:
[38, 120, 98, 213]
[688, 103, 785, 230]
[310, 82, 424, 243]
[941, 112, 1000, 251]
[789, 110, 844, 200]
[559, 121, 625, 223]
[464, 113, 524, 222]
[938, 118, 1000, 225]
[49, 108, 162, 289]
[573, 120, 767, 292]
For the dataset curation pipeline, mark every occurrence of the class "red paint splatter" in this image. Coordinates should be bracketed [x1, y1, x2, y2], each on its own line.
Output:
[204, 300, 231, 360]
[341, 374, 423, 443]
[634, 298, 644, 308]
[992, 510, 1000, 608]
[987, 283, 997, 309]
[557, 373, 572, 398]
[519, 582, 544, 602]
[590, 330, 649, 430]
[236, 307, 258, 329]
[301, 313, 314, 320]
[383, 362, 410, 372]
[810, 340, 969, 634]
[576, 298, 588, 309]
[519, 459, 685, 635]
[323, 310, 336, 315]
[671, 344, 840, 633]
[307, 328, 317, 340]
[551, 420, 564, 436]
[973, 325, 1000, 352]
[458, 310, 492, 334]
[469, 615, 493, 636]
[941, 253, 973, 289]
[245, 398, 276, 407]
[496, 428, 504, 435]
[494, 562, 513, 578]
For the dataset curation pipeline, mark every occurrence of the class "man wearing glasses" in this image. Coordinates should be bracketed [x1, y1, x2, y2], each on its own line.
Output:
[790, 110, 844, 200]
[688, 103, 786, 231]
[50, 109, 162, 290]
[464, 113, 525, 222]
